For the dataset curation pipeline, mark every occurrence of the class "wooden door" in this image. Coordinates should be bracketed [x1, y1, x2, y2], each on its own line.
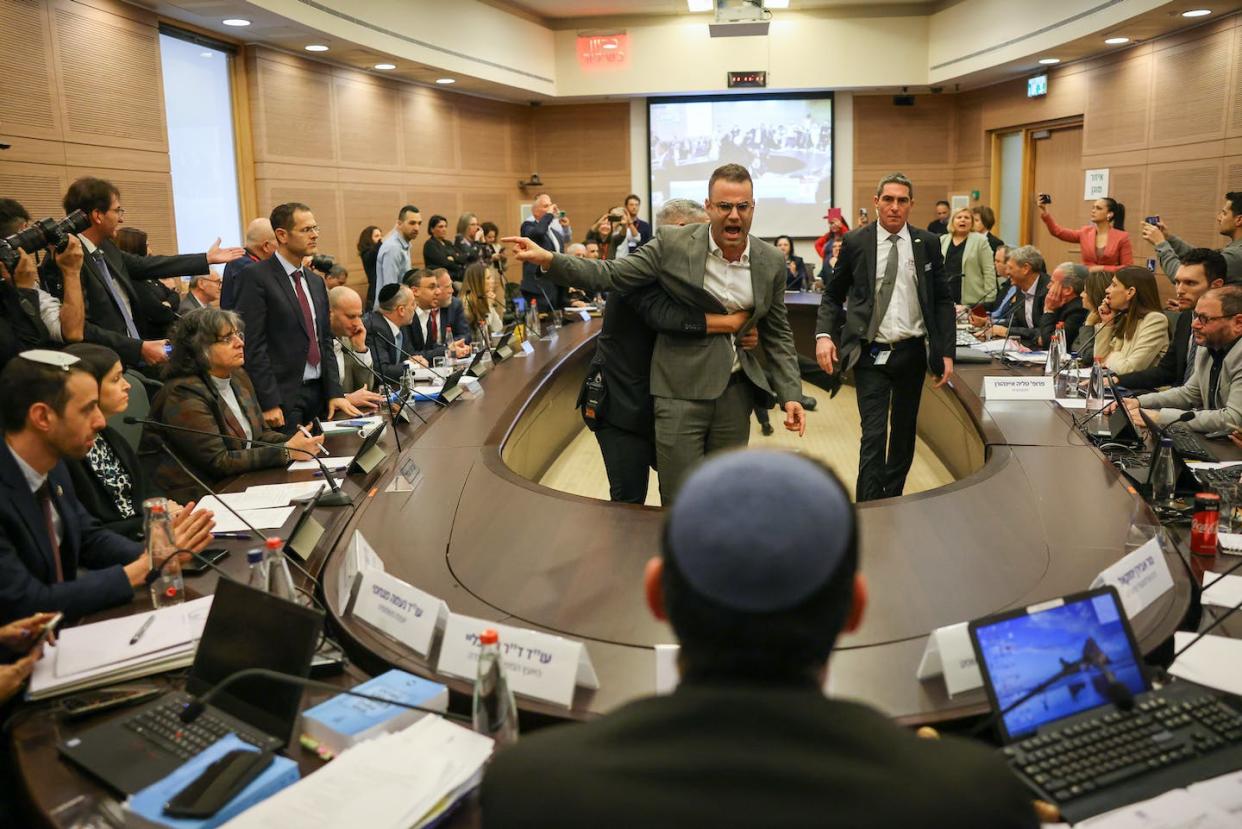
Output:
[1028, 124, 1083, 270]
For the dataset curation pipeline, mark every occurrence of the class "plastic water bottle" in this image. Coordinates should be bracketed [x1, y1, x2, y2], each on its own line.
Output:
[527, 299, 541, 339]
[472, 628, 519, 747]
[245, 547, 269, 592]
[1086, 356, 1106, 411]
[1045, 322, 1063, 376]
[443, 326, 455, 368]
[265, 537, 299, 603]
[1151, 437, 1178, 506]
[143, 498, 183, 609]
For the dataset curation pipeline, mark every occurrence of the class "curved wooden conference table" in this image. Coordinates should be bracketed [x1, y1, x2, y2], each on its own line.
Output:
[12, 294, 1199, 825]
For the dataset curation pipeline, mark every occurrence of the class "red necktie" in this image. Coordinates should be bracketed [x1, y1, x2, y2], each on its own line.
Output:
[428, 308, 439, 346]
[37, 483, 64, 582]
[291, 270, 321, 367]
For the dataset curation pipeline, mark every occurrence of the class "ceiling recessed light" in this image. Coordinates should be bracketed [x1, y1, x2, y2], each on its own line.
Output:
[222, 18, 250, 27]
[1038, 58, 1061, 65]
[435, 77, 456, 85]
[1104, 36, 1130, 45]
[374, 63, 396, 70]
[687, 0, 712, 11]
[304, 44, 329, 52]
[1182, 9, 1212, 17]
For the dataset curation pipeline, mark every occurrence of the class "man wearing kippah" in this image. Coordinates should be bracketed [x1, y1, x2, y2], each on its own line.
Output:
[481, 450, 1038, 828]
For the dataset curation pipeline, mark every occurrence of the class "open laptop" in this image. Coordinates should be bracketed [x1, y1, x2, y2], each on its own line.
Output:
[969, 586, 1242, 822]
[59, 578, 324, 795]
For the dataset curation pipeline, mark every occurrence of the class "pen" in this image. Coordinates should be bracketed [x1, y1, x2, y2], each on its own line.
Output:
[129, 616, 154, 646]
[298, 424, 329, 455]
[212, 532, 250, 539]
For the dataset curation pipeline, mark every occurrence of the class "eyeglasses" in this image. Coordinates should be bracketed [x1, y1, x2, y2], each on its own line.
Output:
[1192, 313, 1233, 325]
[215, 332, 244, 345]
[711, 201, 753, 215]
[108, 206, 126, 217]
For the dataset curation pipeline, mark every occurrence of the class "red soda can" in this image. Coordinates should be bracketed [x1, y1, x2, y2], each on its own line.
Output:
[1191, 492, 1220, 557]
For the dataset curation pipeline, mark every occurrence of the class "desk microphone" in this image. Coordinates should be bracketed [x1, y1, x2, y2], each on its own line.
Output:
[995, 305, 1021, 363]
[125, 416, 352, 507]
[370, 329, 449, 409]
[340, 346, 413, 452]
[178, 668, 472, 726]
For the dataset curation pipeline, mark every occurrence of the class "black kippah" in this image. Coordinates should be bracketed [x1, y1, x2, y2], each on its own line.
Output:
[378, 283, 401, 304]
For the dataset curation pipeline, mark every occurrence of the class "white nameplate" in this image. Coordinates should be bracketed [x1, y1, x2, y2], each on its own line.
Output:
[578, 309, 592, 322]
[436, 613, 599, 708]
[338, 531, 385, 612]
[915, 622, 983, 697]
[520, 340, 535, 355]
[351, 569, 449, 658]
[1091, 535, 1174, 619]
[654, 643, 680, 695]
[983, 376, 1055, 400]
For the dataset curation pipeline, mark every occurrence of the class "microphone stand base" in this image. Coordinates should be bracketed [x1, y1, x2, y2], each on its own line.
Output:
[316, 488, 353, 507]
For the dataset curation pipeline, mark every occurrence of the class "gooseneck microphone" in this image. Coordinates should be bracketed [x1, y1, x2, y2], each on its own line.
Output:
[124, 416, 351, 507]
[341, 345, 425, 440]
[370, 329, 449, 409]
[178, 668, 472, 726]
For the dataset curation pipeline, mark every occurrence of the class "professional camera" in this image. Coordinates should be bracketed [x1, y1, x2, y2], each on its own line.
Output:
[0, 210, 90, 272]
[309, 253, 335, 274]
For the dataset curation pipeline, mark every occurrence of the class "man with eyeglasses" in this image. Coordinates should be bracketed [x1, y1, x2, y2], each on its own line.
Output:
[41, 177, 243, 374]
[815, 172, 955, 502]
[507, 163, 805, 504]
[183, 271, 223, 310]
[233, 202, 362, 432]
[1123, 284, 1242, 434]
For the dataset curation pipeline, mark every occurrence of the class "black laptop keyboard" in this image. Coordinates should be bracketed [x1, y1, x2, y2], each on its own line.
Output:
[1166, 425, 1216, 462]
[1003, 693, 1242, 805]
[123, 698, 274, 761]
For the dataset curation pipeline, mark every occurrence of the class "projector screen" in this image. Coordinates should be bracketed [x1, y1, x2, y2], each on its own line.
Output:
[648, 93, 833, 239]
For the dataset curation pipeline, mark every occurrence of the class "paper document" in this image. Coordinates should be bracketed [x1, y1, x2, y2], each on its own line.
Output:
[55, 596, 212, 678]
[1202, 573, 1242, 609]
[1056, 398, 1088, 410]
[319, 416, 383, 435]
[1168, 633, 1242, 696]
[1075, 788, 1236, 827]
[232, 481, 329, 507]
[288, 456, 352, 472]
[200, 500, 295, 533]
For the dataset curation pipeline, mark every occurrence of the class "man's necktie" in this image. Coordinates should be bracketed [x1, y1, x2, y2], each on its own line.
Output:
[36, 483, 64, 582]
[867, 234, 902, 341]
[93, 251, 141, 340]
[1184, 337, 1198, 386]
[290, 270, 321, 367]
[394, 327, 403, 354]
[428, 309, 439, 346]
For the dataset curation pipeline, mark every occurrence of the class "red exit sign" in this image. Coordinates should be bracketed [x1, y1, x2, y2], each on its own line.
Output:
[576, 33, 628, 71]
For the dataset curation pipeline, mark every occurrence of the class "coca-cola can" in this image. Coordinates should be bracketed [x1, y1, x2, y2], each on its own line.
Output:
[1191, 492, 1220, 557]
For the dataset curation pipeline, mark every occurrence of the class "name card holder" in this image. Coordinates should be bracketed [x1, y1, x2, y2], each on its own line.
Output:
[1091, 535, 1174, 619]
[915, 622, 984, 697]
[351, 569, 449, 658]
[349, 442, 386, 476]
[339, 531, 386, 613]
[982, 376, 1055, 401]
[286, 514, 325, 563]
[654, 644, 680, 695]
[519, 340, 535, 356]
[437, 613, 599, 708]
[578, 309, 592, 323]
[493, 344, 514, 362]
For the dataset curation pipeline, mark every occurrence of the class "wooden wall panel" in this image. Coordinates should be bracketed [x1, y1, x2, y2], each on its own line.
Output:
[334, 76, 401, 169]
[400, 86, 457, 171]
[1232, 28, 1242, 137]
[100, 173, 176, 256]
[0, 164, 66, 222]
[457, 98, 510, 174]
[252, 55, 335, 163]
[854, 95, 954, 168]
[1146, 160, 1223, 249]
[0, 0, 58, 136]
[1227, 157, 1242, 191]
[532, 103, 630, 178]
[1082, 54, 1151, 155]
[1151, 29, 1231, 146]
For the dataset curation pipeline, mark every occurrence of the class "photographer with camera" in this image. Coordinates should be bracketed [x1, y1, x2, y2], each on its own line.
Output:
[39, 177, 244, 374]
[0, 200, 86, 367]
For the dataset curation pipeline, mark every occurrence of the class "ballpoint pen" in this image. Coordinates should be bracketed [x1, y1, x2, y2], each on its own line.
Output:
[298, 424, 329, 455]
[129, 616, 154, 646]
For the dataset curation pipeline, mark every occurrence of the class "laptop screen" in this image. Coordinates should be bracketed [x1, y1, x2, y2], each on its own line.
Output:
[970, 588, 1150, 742]
[186, 578, 324, 745]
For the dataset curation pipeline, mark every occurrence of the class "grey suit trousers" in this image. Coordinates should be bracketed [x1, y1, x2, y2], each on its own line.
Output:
[653, 375, 753, 504]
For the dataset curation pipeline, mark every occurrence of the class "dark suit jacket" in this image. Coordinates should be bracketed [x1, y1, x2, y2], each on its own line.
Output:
[361, 245, 380, 310]
[363, 310, 418, 385]
[234, 255, 343, 413]
[140, 371, 289, 502]
[816, 222, 954, 377]
[439, 297, 472, 344]
[519, 213, 566, 309]
[423, 237, 462, 281]
[65, 426, 149, 540]
[181, 291, 207, 312]
[583, 285, 710, 436]
[634, 217, 653, 246]
[133, 278, 181, 340]
[1036, 299, 1089, 351]
[41, 239, 209, 367]
[481, 682, 1038, 829]
[221, 251, 262, 310]
[1005, 273, 1051, 346]
[0, 446, 141, 624]
[1119, 310, 1192, 392]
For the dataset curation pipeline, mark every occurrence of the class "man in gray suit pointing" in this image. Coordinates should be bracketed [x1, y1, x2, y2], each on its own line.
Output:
[506, 164, 805, 503]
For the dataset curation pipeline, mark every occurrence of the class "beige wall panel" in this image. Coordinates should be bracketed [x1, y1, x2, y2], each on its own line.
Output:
[532, 104, 629, 178]
[955, 94, 984, 167]
[81, 172, 177, 257]
[51, 0, 165, 150]
[0, 0, 59, 138]
[340, 186, 404, 267]
[1232, 27, 1242, 138]
[457, 98, 511, 175]
[508, 111, 534, 175]
[253, 55, 335, 164]
[1082, 53, 1151, 155]
[1146, 160, 1224, 250]
[62, 144, 169, 173]
[854, 95, 954, 168]
[1227, 157, 1242, 191]
[401, 86, 458, 172]
[0, 137, 67, 167]
[262, 184, 344, 267]
[0, 163, 67, 222]
[1150, 29, 1231, 147]
[252, 162, 340, 185]
[461, 192, 512, 235]
[333, 74, 401, 170]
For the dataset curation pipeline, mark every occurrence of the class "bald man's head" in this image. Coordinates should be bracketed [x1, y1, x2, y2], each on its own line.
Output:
[244, 218, 277, 257]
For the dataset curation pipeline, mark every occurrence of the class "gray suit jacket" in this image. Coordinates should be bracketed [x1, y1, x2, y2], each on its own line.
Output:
[543, 223, 802, 403]
[1137, 338, 1242, 433]
[336, 336, 375, 393]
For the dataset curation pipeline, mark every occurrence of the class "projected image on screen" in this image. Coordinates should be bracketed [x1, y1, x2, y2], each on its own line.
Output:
[649, 95, 833, 239]
[973, 593, 1148, 741]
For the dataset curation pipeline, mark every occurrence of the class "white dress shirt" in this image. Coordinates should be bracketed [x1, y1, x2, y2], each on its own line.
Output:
[875, 225, 926, 344]
[704, 234, 754, 372]
[275, 251, 321, 382]
[413, 305, 438, 347]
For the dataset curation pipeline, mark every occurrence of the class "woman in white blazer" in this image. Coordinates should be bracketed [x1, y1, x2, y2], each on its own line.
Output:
[940, 208, 997, 306]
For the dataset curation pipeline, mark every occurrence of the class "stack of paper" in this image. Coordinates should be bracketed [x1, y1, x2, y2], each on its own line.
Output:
[28, 596, 214, 700]
[287, 457, 352, 472]
[319, 416, 384, 435]
[221, 716, 493, 829]
[1073, 768, 1242, 826]
[1169, 633, 1242, 696]
[198, 496, 295, 533]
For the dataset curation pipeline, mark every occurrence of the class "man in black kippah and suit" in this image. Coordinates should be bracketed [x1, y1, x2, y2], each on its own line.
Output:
[481, 450, 1040, 829]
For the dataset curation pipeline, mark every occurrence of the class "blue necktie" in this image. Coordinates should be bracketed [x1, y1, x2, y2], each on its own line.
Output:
[93, 251, 141, 339]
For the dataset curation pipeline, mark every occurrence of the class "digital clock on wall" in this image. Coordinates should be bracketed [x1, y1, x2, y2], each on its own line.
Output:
[727, 71, 767, 88]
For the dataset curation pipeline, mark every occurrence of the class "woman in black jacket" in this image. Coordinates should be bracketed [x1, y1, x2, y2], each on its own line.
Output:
[61, 343, 150, 539]
[358, 225, 382, 310]
[423, 214, 463, 283]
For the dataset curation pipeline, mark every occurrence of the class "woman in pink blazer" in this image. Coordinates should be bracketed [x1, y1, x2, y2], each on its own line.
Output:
[1038, 196, 1133, 272]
